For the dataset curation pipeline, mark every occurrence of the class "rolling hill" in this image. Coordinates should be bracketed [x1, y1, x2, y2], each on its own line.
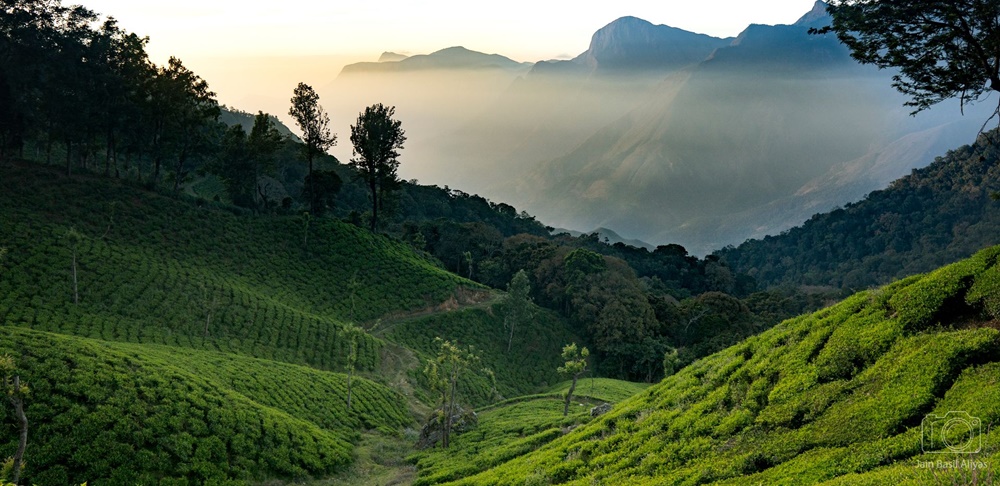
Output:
[0, 161, 579, 484]
[0, 326, 409, 484]
[429, 245, 1000, 484]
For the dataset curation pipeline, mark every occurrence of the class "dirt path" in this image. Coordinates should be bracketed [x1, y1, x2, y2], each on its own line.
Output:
[368, 286, 500, 338]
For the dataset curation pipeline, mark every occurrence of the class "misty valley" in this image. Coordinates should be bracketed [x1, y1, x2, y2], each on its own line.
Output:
[3, 0, 1000, 485]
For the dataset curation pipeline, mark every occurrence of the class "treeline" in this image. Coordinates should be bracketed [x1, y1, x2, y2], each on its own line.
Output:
[409, 229, 839, 382]
[717, 130, 1000, 291]
[0, 1, 224, 189]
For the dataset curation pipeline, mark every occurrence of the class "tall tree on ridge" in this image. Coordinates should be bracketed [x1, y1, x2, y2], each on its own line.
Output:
[349, 103, 405, 232]
[289, 82, 336, 213]
[247, 111, 284, 208]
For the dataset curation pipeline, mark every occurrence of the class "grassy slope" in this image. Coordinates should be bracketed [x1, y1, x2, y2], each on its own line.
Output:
[546, 378, 651, 404]
[0, 326, 410, 485]
[410, 378, 650, 485]
[444, 246, 1000, 485]
[0, 162, 469, 372]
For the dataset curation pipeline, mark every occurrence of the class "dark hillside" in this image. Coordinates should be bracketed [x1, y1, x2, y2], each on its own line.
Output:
[718, 131, 1000, 290]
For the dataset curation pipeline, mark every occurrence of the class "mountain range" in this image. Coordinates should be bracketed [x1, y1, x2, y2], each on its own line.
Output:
[323, 1, 989, 255]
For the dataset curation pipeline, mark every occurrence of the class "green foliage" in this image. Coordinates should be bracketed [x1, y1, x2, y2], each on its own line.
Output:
[211, 112, 284, 210]
[432, 246, 1000, 484]
[557, 343, 588, 377]
[0, 163, 470, 372]
[818, 1, 1000, 114]
[384, 304, 578, 405]
[409, 397, 598, 485]
[0, 327, 409, 484]
[545, 378, 650, 404]
[499, 269, 532, 353]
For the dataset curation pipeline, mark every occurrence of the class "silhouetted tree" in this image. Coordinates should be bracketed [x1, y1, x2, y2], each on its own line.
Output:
[289, 83, 336, 212]
[817, 1, 1000, 125]
[302, 170, 342, 215]
[247, 111, 283, 205]
[216, 125, 254, 206]
[349, 103, 405, 231]
[215, 111, 283, 209]
[144, 57, 219, 187]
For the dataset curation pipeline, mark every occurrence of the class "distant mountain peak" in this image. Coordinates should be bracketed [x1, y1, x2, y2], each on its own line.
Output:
[574, 16, 730, 72]
[378, 51, 408, 62]
[339, 46, 530, 75]
[794, 1, 831, 27]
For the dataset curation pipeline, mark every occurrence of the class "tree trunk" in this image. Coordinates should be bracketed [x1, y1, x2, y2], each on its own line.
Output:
[10, 376, 27, 486]
[105, 125, 115, 177]
[65, 138, 73, 177]
[173, 148, 188, 192]
[71, 246, 79, 305]
[444, 371, 459, 448]
[369, 179, 379, 232]
[507, 319, 514, 354]
[563, 375, 578, 417]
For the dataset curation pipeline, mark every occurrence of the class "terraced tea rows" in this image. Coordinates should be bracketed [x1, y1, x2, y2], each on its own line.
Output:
[445, 246, 1000, 484]
[0, 327, 409, 484]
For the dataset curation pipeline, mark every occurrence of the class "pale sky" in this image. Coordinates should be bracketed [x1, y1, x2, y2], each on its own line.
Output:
[76, 1, 819, 62]
[72, 0, 820, 136]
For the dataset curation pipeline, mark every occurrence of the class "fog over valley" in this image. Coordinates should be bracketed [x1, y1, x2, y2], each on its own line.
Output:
[316, 2, 989, 254]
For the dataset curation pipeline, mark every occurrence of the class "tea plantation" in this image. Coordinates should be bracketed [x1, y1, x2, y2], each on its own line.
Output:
[0, 162, 472, 372]
[16, 160, 1000, 485]
[410, 379, 650, 486]
[441, 246, 1000, 484]
[0, 163, 587, 484]
[0, 326, 409, 484]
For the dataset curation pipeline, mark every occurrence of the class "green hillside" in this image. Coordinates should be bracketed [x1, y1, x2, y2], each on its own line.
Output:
[439, 245, 1000, 484]
[546, 378, 651, 404]
[0, 326, 409, 485]
[0, 161, 588, 484]
[409, 378, 650, 485]
[0, 162, 471, 372]
[382, 306, 581, 404]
